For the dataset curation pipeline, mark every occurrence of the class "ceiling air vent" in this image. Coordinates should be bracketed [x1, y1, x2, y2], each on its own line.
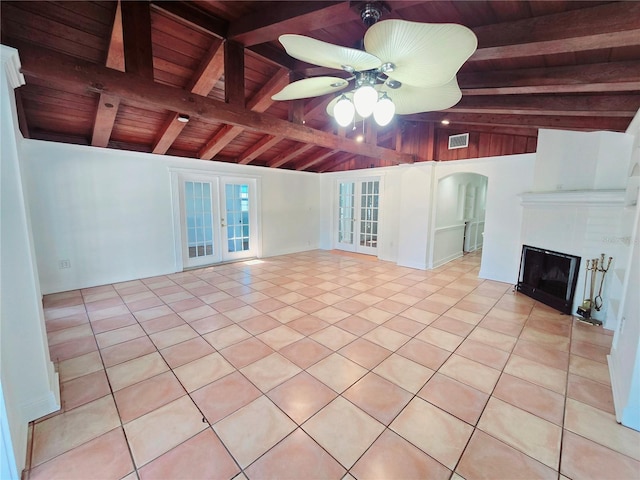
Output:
[448, 133, 469, 149]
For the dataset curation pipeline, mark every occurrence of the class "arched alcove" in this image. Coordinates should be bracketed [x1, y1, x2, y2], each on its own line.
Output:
[432, 172, 488, 267]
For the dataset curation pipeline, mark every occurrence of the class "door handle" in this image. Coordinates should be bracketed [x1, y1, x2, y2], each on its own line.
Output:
[221, 218, 226, 227]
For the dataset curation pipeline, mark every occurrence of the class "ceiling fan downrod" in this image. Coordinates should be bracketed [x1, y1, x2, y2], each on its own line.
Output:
[360, 3, 383, 27]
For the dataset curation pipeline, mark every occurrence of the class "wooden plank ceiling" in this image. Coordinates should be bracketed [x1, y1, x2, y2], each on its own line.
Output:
[2, 1, 639, 172]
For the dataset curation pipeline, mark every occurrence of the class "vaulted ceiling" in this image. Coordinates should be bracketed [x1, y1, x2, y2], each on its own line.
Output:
[2, 1, 639, 172]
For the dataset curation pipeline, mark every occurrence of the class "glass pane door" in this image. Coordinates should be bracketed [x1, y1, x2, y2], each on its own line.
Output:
[358, 180, 379, 255]
[183, 179, 220, 267]
[336, 181, 356, 251]
[221, 178, 257, 262]
[334, 178, 380, 256]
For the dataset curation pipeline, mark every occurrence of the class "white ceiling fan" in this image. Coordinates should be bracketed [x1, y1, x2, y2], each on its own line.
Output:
[271, 3, 477, 127]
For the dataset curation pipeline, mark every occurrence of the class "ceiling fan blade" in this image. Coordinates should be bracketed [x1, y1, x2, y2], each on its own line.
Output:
[381, 78, 462, 115]
[364, 19, 477, 88]
[279, 34, 381, 72]
[271, 76, 349, 101]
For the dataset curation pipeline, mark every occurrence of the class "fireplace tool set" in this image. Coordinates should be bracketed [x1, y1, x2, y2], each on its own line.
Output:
[576, 253, 613, 326]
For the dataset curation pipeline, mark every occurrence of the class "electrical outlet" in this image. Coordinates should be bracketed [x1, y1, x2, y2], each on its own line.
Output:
[58, 259, 71, 269]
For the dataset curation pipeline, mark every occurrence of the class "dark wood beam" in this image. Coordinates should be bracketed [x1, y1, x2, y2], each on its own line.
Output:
[410, 112, 631, 132]
[296, 149, 339, 171]
[152, 113, 187, 154]
[120, 1, 153, 80]
[227, 2, 351, 47]
[268, 143, 315, 168]
[317, 152, 355, 173]
[460, 61, 640, 95]
[200, 125, 244, 160]
[91, 94, 120, 147]
[150, 1, 227, 39]
[19, 45, 415, 164]
[449, 94, 640, 117]
[187, 39, 225, 96]
[247, 44, 297, 70]
[105, 0, 124, 71]
[237, 135, 282, 165]
[246, 69, 289, 111]
[437, 123, 539, 138]
[224, 40, 245, 107]
[153, 39, 225, 154]
[91, 2, 124, 148]
[473, 2, 640, 49]
[198, 68, 287, 161]
[472, 30, 640, 62]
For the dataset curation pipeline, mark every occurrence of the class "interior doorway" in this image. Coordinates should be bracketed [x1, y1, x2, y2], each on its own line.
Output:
[432, 173, 487, 267]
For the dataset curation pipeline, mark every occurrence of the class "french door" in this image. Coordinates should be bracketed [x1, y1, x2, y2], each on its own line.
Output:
[177, 174, 258, 268]
[335, 178, 381, 256]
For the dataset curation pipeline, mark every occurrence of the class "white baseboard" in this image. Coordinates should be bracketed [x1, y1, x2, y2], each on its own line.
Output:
[607, 353, 623, 424]
[433, 251, 463, 268]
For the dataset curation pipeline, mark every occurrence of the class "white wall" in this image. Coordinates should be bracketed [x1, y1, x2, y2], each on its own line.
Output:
[1, 45, 59, 477]
[21, 141, 320, 294]
[534, 129, 631, 191]
[320, 154, 535, 285]
[430, 155, 536, 283]
[608, 110, 640, 431]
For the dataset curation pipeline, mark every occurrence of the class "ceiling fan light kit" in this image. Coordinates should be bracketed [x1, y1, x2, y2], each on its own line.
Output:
[271, 3, 478, 131]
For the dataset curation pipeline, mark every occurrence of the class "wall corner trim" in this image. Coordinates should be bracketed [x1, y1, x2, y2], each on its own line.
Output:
[0, 45, 25, 90]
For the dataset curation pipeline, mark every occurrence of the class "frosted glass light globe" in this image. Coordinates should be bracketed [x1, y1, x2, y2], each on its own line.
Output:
[353, 85, 377, 118]
[334, 95, 355, 127]
[373, 94, 395, 126]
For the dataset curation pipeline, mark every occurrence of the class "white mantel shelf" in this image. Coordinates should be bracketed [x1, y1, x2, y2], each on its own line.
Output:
[520, 189, 626, 207]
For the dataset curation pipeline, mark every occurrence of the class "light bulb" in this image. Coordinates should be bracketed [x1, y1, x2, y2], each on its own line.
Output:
[333, 95, 355, 127]
[353, 85, 377, 118]
[373, 93, 395, 126]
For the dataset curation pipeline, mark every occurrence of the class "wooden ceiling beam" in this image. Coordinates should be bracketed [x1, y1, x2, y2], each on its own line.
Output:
[472, 29, 640, 62]
[91, 1, 125, 148]
[91, 94, 120, 147]
[152, 38, 225, 155]
[152, 113, 186, 154]
[105, 0, 124, 71]
[473, 2, 640, 49]
[296, 149, 340, 171]
[436, 123, 539, 138]
[149, 1, 227, 39]
[410, 112, 631, 132]
[228, 2, 352, 47]
[198, 69, 288, 161]
[268, 144, 315, 168]
[120, 1, 153, 80]
[247, 69, 290, 112]
[460, 61, 640, 95]
[187, 39, 225, 96]
[317, 152, 355, 173]
[18, 45, 415, 164]
[199, 125, 244, 160]
[237, 135, 283, 165]
[449, 94, 640, 117]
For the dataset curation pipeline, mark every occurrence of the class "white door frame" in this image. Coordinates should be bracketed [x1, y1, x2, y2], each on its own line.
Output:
[333, 175, 383, 256]
[170, 169, 261, 271]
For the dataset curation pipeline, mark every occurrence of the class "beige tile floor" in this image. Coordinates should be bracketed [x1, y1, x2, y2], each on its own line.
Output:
[24, 250, 640, 479]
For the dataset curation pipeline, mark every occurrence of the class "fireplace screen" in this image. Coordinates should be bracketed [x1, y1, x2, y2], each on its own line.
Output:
[516, 245, 581, 314]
